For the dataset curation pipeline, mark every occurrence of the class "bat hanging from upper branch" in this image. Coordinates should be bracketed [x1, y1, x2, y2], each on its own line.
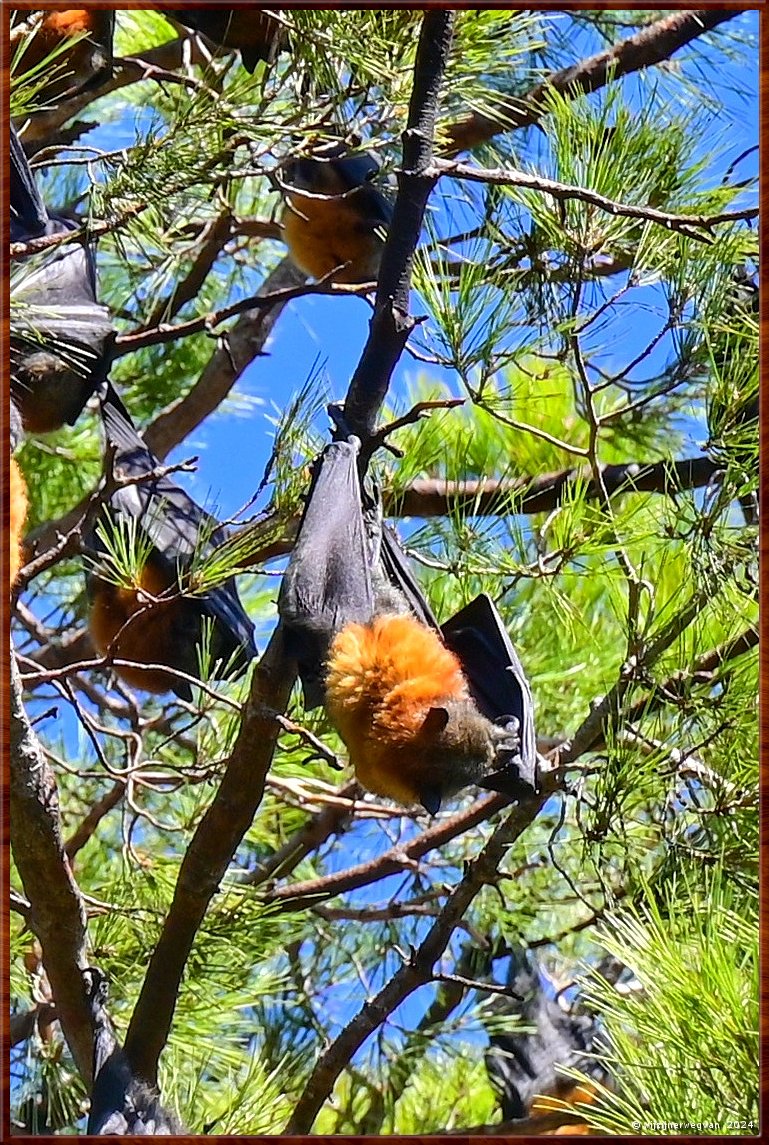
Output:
[279, 436, 537, 815]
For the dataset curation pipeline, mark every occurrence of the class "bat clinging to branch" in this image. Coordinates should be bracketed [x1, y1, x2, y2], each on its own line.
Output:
[85, 384, 257, 700]
[10, 124, 114, 434]
[279, 437, 537, 813]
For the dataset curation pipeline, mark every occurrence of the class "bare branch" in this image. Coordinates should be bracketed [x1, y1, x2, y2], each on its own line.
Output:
[388, 456, 721, 518]
[343, 10, 456, 442]
[143, 209, 235, 330]
[446, 9, 739, 153]
[142, 258, 306, 461]
[64, 782, 125, 862]
[9, 656, 92, 1082]
[17, 39, 211, 147]
[123, 627, 295, 1084]
[433, 159, 756, 241]
[113, 269, 372, 359]
[267, 790, 519, 912]
[284, 775, 556, 1133]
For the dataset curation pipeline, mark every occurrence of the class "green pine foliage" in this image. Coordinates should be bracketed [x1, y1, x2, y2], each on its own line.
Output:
[10, 7, 757, 1136]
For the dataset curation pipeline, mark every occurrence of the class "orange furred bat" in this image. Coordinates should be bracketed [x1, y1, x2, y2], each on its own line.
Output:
[86, 383, 257, 700]
[326, 613, 507, 812]
[280, 147, 393, 284]
[532, 1081, 601, 1134]
[88, 552, 192, 696]
[12, 10, 114, 102]
[278, 437, 537, 814]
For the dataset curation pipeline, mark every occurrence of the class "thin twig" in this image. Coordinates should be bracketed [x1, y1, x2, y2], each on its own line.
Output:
[433, 159, 756, 242]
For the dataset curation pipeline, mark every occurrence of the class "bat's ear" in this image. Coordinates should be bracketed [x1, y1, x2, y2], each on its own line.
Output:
[422, 706, 450, 736]
[419, 785, 442, 816]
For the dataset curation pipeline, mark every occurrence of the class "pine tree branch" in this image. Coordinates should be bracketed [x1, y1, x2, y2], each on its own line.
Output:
[143, 208, 235, 329]
[267, 790, 523, 912]
[343, 9, 455, 442]
[9, 655, 93, 1082]
[142, 258, 306, 461]
[607, 623, 759, 746]
[284, 779, 555, 1134]
[123, 627, 295, 1085]
[432, 159, 757, 241]
[64, 781, 125, 861]
[557, 586, 730, 768]
[387, 456, 721, 518]
[446, 9, 740, 154]
[17, 39, 212, 147]
[113, 268, 372, 358]
[245, 780, 361, 890]
[313, 892, 443, 925]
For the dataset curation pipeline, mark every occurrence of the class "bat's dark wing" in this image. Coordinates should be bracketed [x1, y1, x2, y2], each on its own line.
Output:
[485, 949, 597, 1122]
[96, 384, 257, 661]
[86, 968, 183, 1135]
[10, 125, 114, 432]
[99, 385, 227, 554]
[11, 232, 113, 359]
[279, 438, 375, 708]
[377, 519, 440, 629]
[162, 9, 285, 71]
[330, 155, 395, 230]
[10, 125, 48, 238]
[441, 594, 538, 796]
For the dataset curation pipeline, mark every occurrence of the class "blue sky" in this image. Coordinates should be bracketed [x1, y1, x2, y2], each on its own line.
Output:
[156, 7, 759, 520]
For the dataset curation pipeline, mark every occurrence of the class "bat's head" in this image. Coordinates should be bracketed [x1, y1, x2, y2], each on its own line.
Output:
[410, 701, 507, 815]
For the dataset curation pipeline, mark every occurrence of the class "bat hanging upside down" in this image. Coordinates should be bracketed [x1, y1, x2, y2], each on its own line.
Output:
[485, 947, 611, 1134]
[85, 383, 257, 700]
[278, 437, 538, 814]
[10, 123, 114, 434]
[85, 967, 184, 1135]
[280, 145, 394, 285]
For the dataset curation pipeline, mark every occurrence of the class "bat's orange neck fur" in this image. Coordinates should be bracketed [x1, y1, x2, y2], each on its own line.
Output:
[282, 193, 382, 283]
[325, 613, 494, 807]
[88, 559, 180, 693]
[328, 613, 468, 730]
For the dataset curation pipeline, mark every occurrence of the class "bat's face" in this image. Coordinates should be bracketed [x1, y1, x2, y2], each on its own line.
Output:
[349, 700, 503, 815]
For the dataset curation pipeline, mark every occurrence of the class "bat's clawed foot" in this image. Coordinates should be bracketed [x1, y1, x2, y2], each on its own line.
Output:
[327, 402, 353, 439]
[490, 715, 521, 760]
[478, 763, 539, 800]
[480, 718, 540, 799]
